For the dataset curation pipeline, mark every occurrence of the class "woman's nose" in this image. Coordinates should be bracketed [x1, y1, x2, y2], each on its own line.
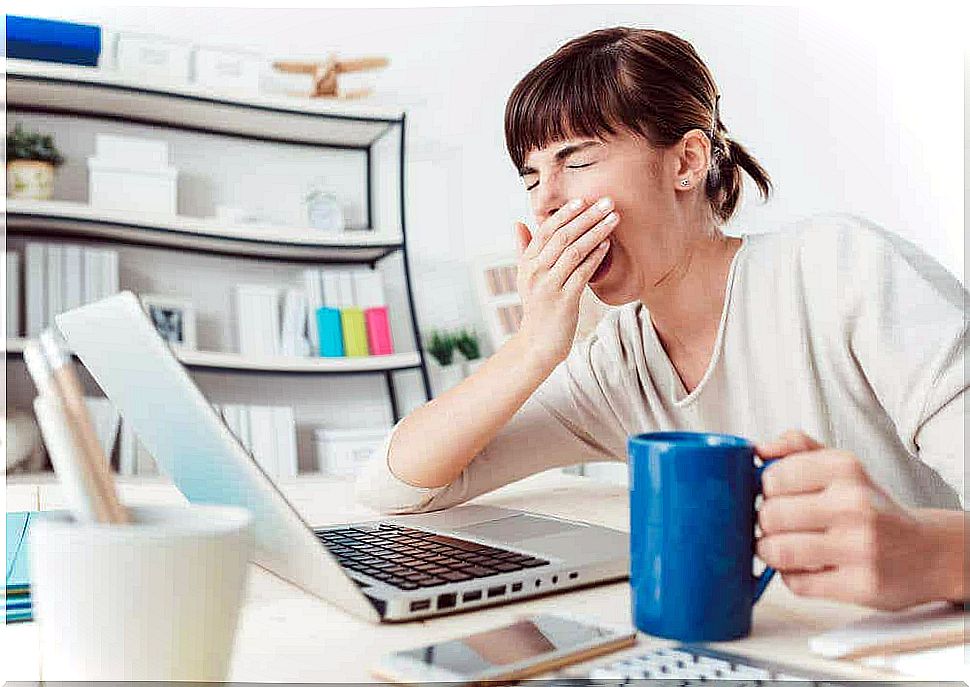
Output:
[532, 184, 571, 223]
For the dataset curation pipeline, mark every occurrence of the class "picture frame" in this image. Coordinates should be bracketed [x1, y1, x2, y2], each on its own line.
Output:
[139, 293, 197, 350]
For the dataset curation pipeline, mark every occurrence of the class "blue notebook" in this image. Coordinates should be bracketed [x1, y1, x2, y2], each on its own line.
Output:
[6, 512, 32, 595]
[5, 511, 67, 623]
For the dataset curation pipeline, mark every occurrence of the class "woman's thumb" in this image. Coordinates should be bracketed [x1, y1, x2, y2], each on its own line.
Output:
[513, 221, 532, 256]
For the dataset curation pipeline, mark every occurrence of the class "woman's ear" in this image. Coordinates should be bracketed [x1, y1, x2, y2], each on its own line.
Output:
[674, 129, 712, 191]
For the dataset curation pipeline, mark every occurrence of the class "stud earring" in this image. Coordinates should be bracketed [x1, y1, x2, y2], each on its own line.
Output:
[679, 178, 690, 187]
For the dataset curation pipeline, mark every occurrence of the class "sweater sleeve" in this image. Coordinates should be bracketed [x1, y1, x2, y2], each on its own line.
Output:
[353, 327, 627, 515]
[827, 216, 968, 506]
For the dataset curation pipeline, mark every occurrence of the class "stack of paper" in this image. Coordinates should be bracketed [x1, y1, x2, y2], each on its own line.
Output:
[811, 601, 969, 681]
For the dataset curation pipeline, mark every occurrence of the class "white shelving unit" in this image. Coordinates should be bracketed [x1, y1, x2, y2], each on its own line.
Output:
[7, 199, 404, 262]
[6, 58, 404, 146]
[4, 337, 421, 373]
[5, 56, 433, 477]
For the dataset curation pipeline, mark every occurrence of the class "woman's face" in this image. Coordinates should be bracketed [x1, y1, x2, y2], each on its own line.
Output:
[520, 129, 686, 306]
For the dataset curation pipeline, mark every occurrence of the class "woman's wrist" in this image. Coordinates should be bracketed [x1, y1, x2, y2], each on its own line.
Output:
[507, 328, 565, 382]
[917, 509, 966, 603]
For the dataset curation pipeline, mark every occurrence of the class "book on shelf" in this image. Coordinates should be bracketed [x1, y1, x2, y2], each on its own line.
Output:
[23, 241, 120, 338]
[233, 284, 281, 356]
[83, 397, 121, 465]
[6, 251, 21, 338]
[234, 268, 394, 361]
[302, 269, 323, 354]
[354, 269, 394, 356]
[215, 402, 297, 478]
[249, 405, 279, 477]
[117, 417, 159, 476]
[279, 288, 310, 356]
[340, 308, 369, 357]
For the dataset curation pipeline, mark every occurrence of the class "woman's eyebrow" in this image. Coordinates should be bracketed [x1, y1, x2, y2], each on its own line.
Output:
[519, 140, 602, 175]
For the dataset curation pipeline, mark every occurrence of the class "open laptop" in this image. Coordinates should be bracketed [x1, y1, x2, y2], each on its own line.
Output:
[54, 292, 629, 622]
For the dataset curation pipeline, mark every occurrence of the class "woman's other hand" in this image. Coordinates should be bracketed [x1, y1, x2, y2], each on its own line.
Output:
[513, 196, 618, 370]
[754, 429, 963, 610]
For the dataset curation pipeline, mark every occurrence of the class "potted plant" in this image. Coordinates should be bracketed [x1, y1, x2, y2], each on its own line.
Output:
[454, 328, 485, 376]
[425, 329, 463, 396]
[6, 123, 64, 200]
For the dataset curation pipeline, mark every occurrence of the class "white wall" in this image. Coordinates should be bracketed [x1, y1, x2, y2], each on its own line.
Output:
[7, 3, 964, 478]
[15, 4, 964, 280]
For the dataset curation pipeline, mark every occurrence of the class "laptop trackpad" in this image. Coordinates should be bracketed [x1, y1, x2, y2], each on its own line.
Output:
[453, 514, 584, 542]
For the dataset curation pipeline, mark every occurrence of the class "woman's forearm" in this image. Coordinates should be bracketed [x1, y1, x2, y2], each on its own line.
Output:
[918, 508, 967, 603]
[387, 332, 558, 488]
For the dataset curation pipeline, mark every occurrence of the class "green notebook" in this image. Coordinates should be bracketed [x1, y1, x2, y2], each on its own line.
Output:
[340, 307, 370, 357]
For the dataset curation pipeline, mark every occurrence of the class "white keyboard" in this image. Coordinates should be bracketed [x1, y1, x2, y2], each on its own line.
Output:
[576, 645, 845, 684]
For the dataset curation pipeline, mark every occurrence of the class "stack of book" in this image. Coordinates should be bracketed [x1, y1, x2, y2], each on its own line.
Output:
[304, 267, 393, 358]
[233, 285, 312, 357]
[20, 242, 120, 338]
[214, 403, 298, 478]
[233, 269, 394, 360]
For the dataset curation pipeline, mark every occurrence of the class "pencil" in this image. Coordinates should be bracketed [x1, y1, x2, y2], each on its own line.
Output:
[39, 330, 130, 524]
[24, 341, 108, 523]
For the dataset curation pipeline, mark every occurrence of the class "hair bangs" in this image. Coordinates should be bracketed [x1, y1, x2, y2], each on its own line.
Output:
[505, 46, 643, 172]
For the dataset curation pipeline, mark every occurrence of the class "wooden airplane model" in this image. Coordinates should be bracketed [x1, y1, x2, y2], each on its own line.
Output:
[272, 55, 389, 99]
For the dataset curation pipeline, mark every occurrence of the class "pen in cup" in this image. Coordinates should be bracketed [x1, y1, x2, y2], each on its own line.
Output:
[28, 331, 129, 524]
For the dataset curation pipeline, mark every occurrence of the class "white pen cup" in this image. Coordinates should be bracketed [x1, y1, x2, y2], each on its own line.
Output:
[29, 503, 253, 681]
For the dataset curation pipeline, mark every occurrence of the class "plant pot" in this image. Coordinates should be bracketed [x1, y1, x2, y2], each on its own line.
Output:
[429, 359, 464, 397]
[7, 160, 55, 200]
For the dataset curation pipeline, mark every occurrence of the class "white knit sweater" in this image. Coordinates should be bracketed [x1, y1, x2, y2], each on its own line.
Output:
[356, 214, 967, 514]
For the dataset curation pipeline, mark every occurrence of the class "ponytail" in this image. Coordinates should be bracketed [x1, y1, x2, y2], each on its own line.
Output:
[705, 133, 773, 224]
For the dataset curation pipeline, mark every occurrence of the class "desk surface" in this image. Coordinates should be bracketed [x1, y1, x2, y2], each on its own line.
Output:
[4, 472, 898, 682]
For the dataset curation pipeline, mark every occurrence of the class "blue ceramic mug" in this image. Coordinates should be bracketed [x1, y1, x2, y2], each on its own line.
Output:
[627, 431, 775, 642]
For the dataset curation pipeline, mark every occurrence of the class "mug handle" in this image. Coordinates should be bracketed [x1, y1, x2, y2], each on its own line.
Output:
[752, 459, 777, 603]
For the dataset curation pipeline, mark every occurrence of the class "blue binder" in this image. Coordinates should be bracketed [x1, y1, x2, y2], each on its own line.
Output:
[316, 307, 345, 357]
[7, 15, 102, 67]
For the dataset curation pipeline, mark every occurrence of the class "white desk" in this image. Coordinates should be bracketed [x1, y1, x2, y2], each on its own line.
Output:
[4, 472, 898, 682]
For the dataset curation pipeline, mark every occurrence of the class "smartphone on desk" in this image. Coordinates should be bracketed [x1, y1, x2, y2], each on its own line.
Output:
[372, 613, 636, 685]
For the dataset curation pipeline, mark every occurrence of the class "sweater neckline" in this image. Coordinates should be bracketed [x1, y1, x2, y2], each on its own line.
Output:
[643, 233, 749, 407]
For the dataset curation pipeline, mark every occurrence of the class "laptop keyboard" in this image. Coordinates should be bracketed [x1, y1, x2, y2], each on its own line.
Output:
[316, 523, 549, 590]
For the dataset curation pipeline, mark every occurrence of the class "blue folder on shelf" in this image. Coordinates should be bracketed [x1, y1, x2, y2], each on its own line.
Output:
[5, 511, 66, 623]
[7, 15, 102, 67]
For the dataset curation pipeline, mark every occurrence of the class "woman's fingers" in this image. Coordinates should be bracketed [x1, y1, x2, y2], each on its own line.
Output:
[758, 491, 832, 535]
[549, 211, 618, 286]
[563, 239, 610, 294]
[761, 449, 868, 497]
[756, 532, 836, 572]
[756, 429, 824, 459]
[535, 198, 615, 268]
[513, 221, 532, 257]
[522, 198, 585, 261]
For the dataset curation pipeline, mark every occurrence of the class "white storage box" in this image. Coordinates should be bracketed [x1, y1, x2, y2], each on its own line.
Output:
[193, 46, 263, 94]
[87, 158, 178, 215]
[314, 427, 389, 478]
[114, 31, 193, 85]
[95, 133, 170, 168]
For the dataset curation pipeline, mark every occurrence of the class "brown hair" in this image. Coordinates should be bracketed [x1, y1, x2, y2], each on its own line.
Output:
[504, 27, 772, 225]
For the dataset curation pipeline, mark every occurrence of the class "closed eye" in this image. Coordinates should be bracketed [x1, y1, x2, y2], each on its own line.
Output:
[524, 163, 595, 191]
